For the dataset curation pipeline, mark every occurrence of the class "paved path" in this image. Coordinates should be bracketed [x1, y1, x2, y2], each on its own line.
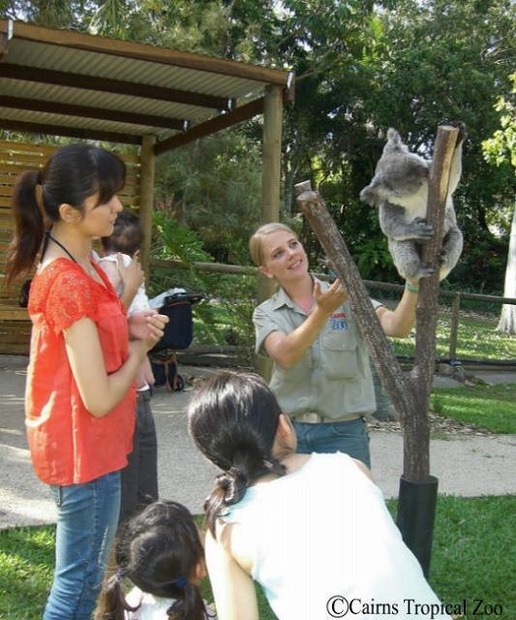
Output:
[1, 359, 515, 530]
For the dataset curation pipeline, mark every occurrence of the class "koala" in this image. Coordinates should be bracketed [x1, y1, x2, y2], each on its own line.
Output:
[359, 126, 464, 282]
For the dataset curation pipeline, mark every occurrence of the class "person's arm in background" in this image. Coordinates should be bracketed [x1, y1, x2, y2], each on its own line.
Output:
[118, 251, 145, 309]
[98, 253, 144, 310]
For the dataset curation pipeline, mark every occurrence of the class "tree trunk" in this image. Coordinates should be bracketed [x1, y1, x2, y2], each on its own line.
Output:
[497, 205, 516, 334]
[296, 125, 460, 576]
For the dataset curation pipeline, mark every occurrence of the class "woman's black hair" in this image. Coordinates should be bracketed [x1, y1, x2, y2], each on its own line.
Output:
[188, 371, 286, 536]
[101, 209, 144, 257]
[101, 500, 209, 620]
[6, 143, 126, 283]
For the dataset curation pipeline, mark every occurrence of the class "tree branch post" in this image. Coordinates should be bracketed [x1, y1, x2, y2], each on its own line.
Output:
[406, 125, 460, 480]
[294, 124, 461, 577]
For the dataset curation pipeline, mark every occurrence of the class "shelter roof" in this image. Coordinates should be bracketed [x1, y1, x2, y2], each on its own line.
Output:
[0, 20, 294, 155]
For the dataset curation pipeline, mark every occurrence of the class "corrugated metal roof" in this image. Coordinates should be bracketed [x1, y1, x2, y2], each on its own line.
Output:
[0, 20, 294, 153]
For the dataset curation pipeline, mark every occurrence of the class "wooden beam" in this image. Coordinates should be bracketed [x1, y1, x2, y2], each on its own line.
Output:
[154, 98, 264, 155]
[139, 135, 155, 277]
[0, 119, 142, 144]
[0, 21, 9, 61]
[2, 20, 291, 86]
[0, 95, 187, 131]
[0, 63, 229, 110]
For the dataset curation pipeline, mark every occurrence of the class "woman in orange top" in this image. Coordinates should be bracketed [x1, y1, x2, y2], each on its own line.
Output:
[6, 144, 168, 620]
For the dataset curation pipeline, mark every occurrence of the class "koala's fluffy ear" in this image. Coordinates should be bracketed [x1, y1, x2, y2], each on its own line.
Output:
[383, 128, 409, 155]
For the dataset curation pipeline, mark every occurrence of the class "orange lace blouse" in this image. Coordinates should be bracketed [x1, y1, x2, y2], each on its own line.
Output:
[25, 258, 136, 485]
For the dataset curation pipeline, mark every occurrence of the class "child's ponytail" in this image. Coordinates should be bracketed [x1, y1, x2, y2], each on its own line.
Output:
[100, 501, 211, 620]
[96, 568, 140, 620]
[165, 578, 208, 619]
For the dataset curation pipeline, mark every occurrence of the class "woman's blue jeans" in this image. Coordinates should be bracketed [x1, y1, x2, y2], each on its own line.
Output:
[44, 471, 121, 620]
[293, 417, 371, 468]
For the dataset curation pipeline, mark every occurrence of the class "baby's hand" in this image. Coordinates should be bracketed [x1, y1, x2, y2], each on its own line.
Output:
[118, 252, 144, 295]
[129, 310, 169, 342]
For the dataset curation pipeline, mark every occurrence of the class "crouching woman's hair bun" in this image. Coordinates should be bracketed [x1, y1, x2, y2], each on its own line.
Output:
[189, 370, 286, 536]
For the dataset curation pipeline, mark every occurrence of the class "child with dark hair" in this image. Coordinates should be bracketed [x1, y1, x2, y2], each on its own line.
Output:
[188, 370, 452, 620]
[99, 209, 149, 313]
[99, 209, 159, 525]
[101, 500, 217, 620]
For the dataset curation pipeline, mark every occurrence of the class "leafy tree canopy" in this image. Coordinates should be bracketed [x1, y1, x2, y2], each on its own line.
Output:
[1, 0, 515, 292]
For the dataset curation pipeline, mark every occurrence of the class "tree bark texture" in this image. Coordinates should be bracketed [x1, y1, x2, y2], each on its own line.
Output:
[407, 125, 459, 480]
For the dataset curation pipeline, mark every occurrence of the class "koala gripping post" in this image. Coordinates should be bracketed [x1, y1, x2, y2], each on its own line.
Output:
[295, 124, 461, 577]
[399, 125, 460, 578]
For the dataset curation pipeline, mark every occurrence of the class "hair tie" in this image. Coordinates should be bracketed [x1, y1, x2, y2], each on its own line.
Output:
[36, 170, 43, 185]
[173, 576, 188, 589]
[115, 567, 125, 580]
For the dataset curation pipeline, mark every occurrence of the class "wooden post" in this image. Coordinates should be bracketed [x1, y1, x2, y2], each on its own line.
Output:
[139, 134, 156, 276]
[407, 125, 459, 480]
[448, 292, 461, 361]
[260, 84, 283, 226]
[256, 85, 284, 379]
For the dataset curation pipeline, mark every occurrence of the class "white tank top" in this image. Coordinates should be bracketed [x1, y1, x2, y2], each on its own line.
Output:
[222, 453, 451, 620]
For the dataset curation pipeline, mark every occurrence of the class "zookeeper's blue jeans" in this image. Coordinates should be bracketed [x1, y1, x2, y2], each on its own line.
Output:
[293, 417, 371, 468]
[44, 471, 121, 620]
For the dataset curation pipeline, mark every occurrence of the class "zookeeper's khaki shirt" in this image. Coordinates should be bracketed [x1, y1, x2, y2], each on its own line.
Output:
[253, 278, 382, 422]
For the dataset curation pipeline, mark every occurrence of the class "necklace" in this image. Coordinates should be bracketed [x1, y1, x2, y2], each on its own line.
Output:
[45, 232, 78, 263]
[43, 231, 98, 278]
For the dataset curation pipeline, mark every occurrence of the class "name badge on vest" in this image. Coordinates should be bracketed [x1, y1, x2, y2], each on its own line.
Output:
[330, 312, 348, 331]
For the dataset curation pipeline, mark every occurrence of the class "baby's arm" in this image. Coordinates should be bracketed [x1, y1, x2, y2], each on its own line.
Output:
[135, 356, 155, 389]
[117, 253, 144, 309]
[97, 258, 123, 293]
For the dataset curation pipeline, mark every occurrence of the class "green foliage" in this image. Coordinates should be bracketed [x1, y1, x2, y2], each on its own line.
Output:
[482, 73, 516, 169]
[154, 130, 263, 265]
[149, 211, 256, 352]
[2, 0, 515, 295]
[277, 0, 516, 294]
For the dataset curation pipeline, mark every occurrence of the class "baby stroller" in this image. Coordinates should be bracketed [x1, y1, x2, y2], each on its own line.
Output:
[148, 290, 203, 392]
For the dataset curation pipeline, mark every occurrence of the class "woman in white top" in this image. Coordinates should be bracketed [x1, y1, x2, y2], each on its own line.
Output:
[188, 370, 452, 620]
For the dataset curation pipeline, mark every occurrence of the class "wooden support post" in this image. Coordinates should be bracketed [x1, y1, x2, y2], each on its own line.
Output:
[139, 134, 156, 277]
[448, 292, 461, 361]
[256, 85, 284, 380]
[261, 84, 283, 226]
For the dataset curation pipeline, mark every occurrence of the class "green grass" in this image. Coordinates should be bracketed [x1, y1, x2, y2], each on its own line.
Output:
[0, 526, 54, 619]
[391, 310, 516, 363]
[431, 383, 516, 433]
[2, 496, 515, 619]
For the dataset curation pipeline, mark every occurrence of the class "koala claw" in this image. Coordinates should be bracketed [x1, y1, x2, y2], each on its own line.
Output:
[412, 218, 434, 239]
[418, 265, 435, 279]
